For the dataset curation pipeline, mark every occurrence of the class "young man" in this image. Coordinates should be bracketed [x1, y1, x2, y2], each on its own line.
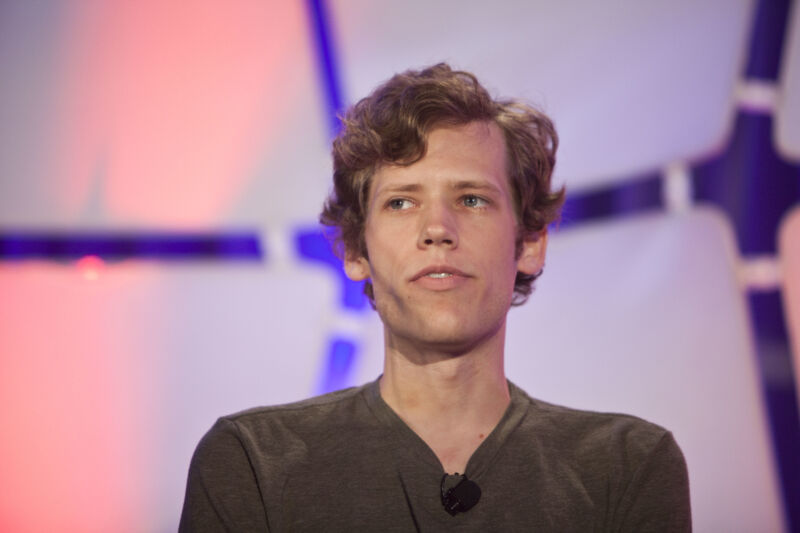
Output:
[179, 64, 691, 532]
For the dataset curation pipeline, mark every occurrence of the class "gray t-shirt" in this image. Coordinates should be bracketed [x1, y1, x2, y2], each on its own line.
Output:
[179, 379, 691, 532]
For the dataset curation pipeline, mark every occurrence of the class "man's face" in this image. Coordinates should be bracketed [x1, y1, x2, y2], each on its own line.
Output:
[345, 121, 546, 353]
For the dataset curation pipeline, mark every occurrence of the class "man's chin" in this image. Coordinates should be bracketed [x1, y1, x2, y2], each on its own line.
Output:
[396, 319, 498, 356]
[375, 295, 505, 352]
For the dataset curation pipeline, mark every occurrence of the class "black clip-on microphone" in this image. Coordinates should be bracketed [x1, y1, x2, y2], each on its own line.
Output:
[440, 473, 481, 516]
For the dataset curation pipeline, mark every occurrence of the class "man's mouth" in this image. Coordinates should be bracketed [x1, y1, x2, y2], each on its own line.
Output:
[410, 265, 471, 281]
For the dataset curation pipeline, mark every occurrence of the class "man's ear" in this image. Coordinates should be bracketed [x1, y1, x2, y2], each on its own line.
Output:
[516, 230, 547, 275]
[344, 252, 371, 282]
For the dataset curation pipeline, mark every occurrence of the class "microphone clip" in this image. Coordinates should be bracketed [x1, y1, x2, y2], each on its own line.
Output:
[440, 473, 481, 516]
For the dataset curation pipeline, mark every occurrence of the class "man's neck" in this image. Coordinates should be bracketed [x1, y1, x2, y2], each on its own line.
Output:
[379, 325, 511, 474]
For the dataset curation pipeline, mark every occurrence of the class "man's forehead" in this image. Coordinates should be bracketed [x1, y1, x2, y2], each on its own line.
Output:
[370, 122, 509, 192]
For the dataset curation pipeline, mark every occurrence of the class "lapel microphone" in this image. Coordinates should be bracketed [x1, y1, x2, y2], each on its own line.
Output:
[440, 473, 481, 516]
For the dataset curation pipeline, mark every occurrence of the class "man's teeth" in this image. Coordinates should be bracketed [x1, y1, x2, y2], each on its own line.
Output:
[427, 272, 452, 278]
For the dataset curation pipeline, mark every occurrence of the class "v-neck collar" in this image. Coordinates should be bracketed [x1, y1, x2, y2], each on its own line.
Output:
[362, 376, 531, 527]
[362, 376, 530, 480]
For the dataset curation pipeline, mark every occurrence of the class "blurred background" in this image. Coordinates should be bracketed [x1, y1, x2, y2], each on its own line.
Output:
[0, 0, 798, 531]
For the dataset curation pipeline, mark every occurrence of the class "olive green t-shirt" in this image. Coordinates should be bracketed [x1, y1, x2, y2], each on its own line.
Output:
[179, 379, 690, 532]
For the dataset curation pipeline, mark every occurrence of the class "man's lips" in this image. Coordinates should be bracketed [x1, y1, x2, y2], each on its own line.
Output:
[410, 265, 471, 282]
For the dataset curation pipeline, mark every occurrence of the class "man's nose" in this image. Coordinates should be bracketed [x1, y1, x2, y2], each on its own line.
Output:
[418, 203, 458, 249]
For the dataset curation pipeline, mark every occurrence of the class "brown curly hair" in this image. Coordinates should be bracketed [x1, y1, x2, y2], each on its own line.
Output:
[320, 63, 565, 305]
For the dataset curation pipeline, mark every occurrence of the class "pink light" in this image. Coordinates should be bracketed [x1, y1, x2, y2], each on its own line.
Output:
[53, 1, 304, 226]
[0, 262, 157, 532]
[76, 255, 105, 281]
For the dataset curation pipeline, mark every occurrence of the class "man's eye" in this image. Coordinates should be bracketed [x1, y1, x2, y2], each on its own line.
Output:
[388, 198, 413, 210]
[463, 195, 488, 208]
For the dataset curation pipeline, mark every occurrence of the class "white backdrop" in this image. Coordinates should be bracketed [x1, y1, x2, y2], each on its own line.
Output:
[0, 1, 789, 531]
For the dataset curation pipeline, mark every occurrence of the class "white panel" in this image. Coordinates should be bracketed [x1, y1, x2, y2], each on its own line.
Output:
[779, 206, 800, 411]
[0, 2, 64, 224]
[152, 261, 339, 530]
[776, 2, 800, 161]
[505, 208, 785, 532]
[331, 0, 752, 190]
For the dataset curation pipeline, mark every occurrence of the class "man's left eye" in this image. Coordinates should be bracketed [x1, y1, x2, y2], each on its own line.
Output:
[463, 195, 488, 208]
[388, 198, 413, 210]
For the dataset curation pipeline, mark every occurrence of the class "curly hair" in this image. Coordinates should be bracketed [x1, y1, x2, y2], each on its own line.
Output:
[320, 63, 565, 306]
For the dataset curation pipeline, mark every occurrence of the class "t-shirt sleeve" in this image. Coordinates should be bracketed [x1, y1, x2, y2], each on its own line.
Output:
[614, 431, 692, 532]
[178, 418, 270, 533]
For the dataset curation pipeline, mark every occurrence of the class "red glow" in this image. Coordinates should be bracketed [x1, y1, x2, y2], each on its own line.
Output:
[76, 255, 104, 281]
[0, 262, 162, 532]
[53, 1, 306, 226]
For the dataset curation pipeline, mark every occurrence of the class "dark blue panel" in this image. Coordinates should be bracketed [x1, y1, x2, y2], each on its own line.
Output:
[693, 112, 800, 255]
[745, 0, 793, 80]
[692, 5, 800, 518]
[559, 172, 662, 229]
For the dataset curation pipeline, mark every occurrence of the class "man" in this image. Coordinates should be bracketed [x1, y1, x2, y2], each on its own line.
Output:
[179, 63, 691, 531]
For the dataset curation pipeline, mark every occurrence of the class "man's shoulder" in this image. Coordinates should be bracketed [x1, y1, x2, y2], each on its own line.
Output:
[511, 385, 679, 467]
[529, 394, 669, 437]
[225, 383, 369, 424]
[197, 381, 381, 462]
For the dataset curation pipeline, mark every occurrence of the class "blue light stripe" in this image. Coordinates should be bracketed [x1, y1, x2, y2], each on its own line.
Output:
[294, 226, 367, 310]
[317, 337, 357, 394]
[0, 231, 263, 261]
[306, 0, 346, 136]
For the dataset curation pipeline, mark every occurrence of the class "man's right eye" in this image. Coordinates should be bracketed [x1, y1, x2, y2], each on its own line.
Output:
[388, 198, 413, 210]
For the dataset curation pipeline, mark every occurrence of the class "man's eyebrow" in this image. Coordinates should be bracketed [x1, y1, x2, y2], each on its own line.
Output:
[378, 183, 422, 194]
[375, 180, 502, 196]
[451, 180, 502, 194]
